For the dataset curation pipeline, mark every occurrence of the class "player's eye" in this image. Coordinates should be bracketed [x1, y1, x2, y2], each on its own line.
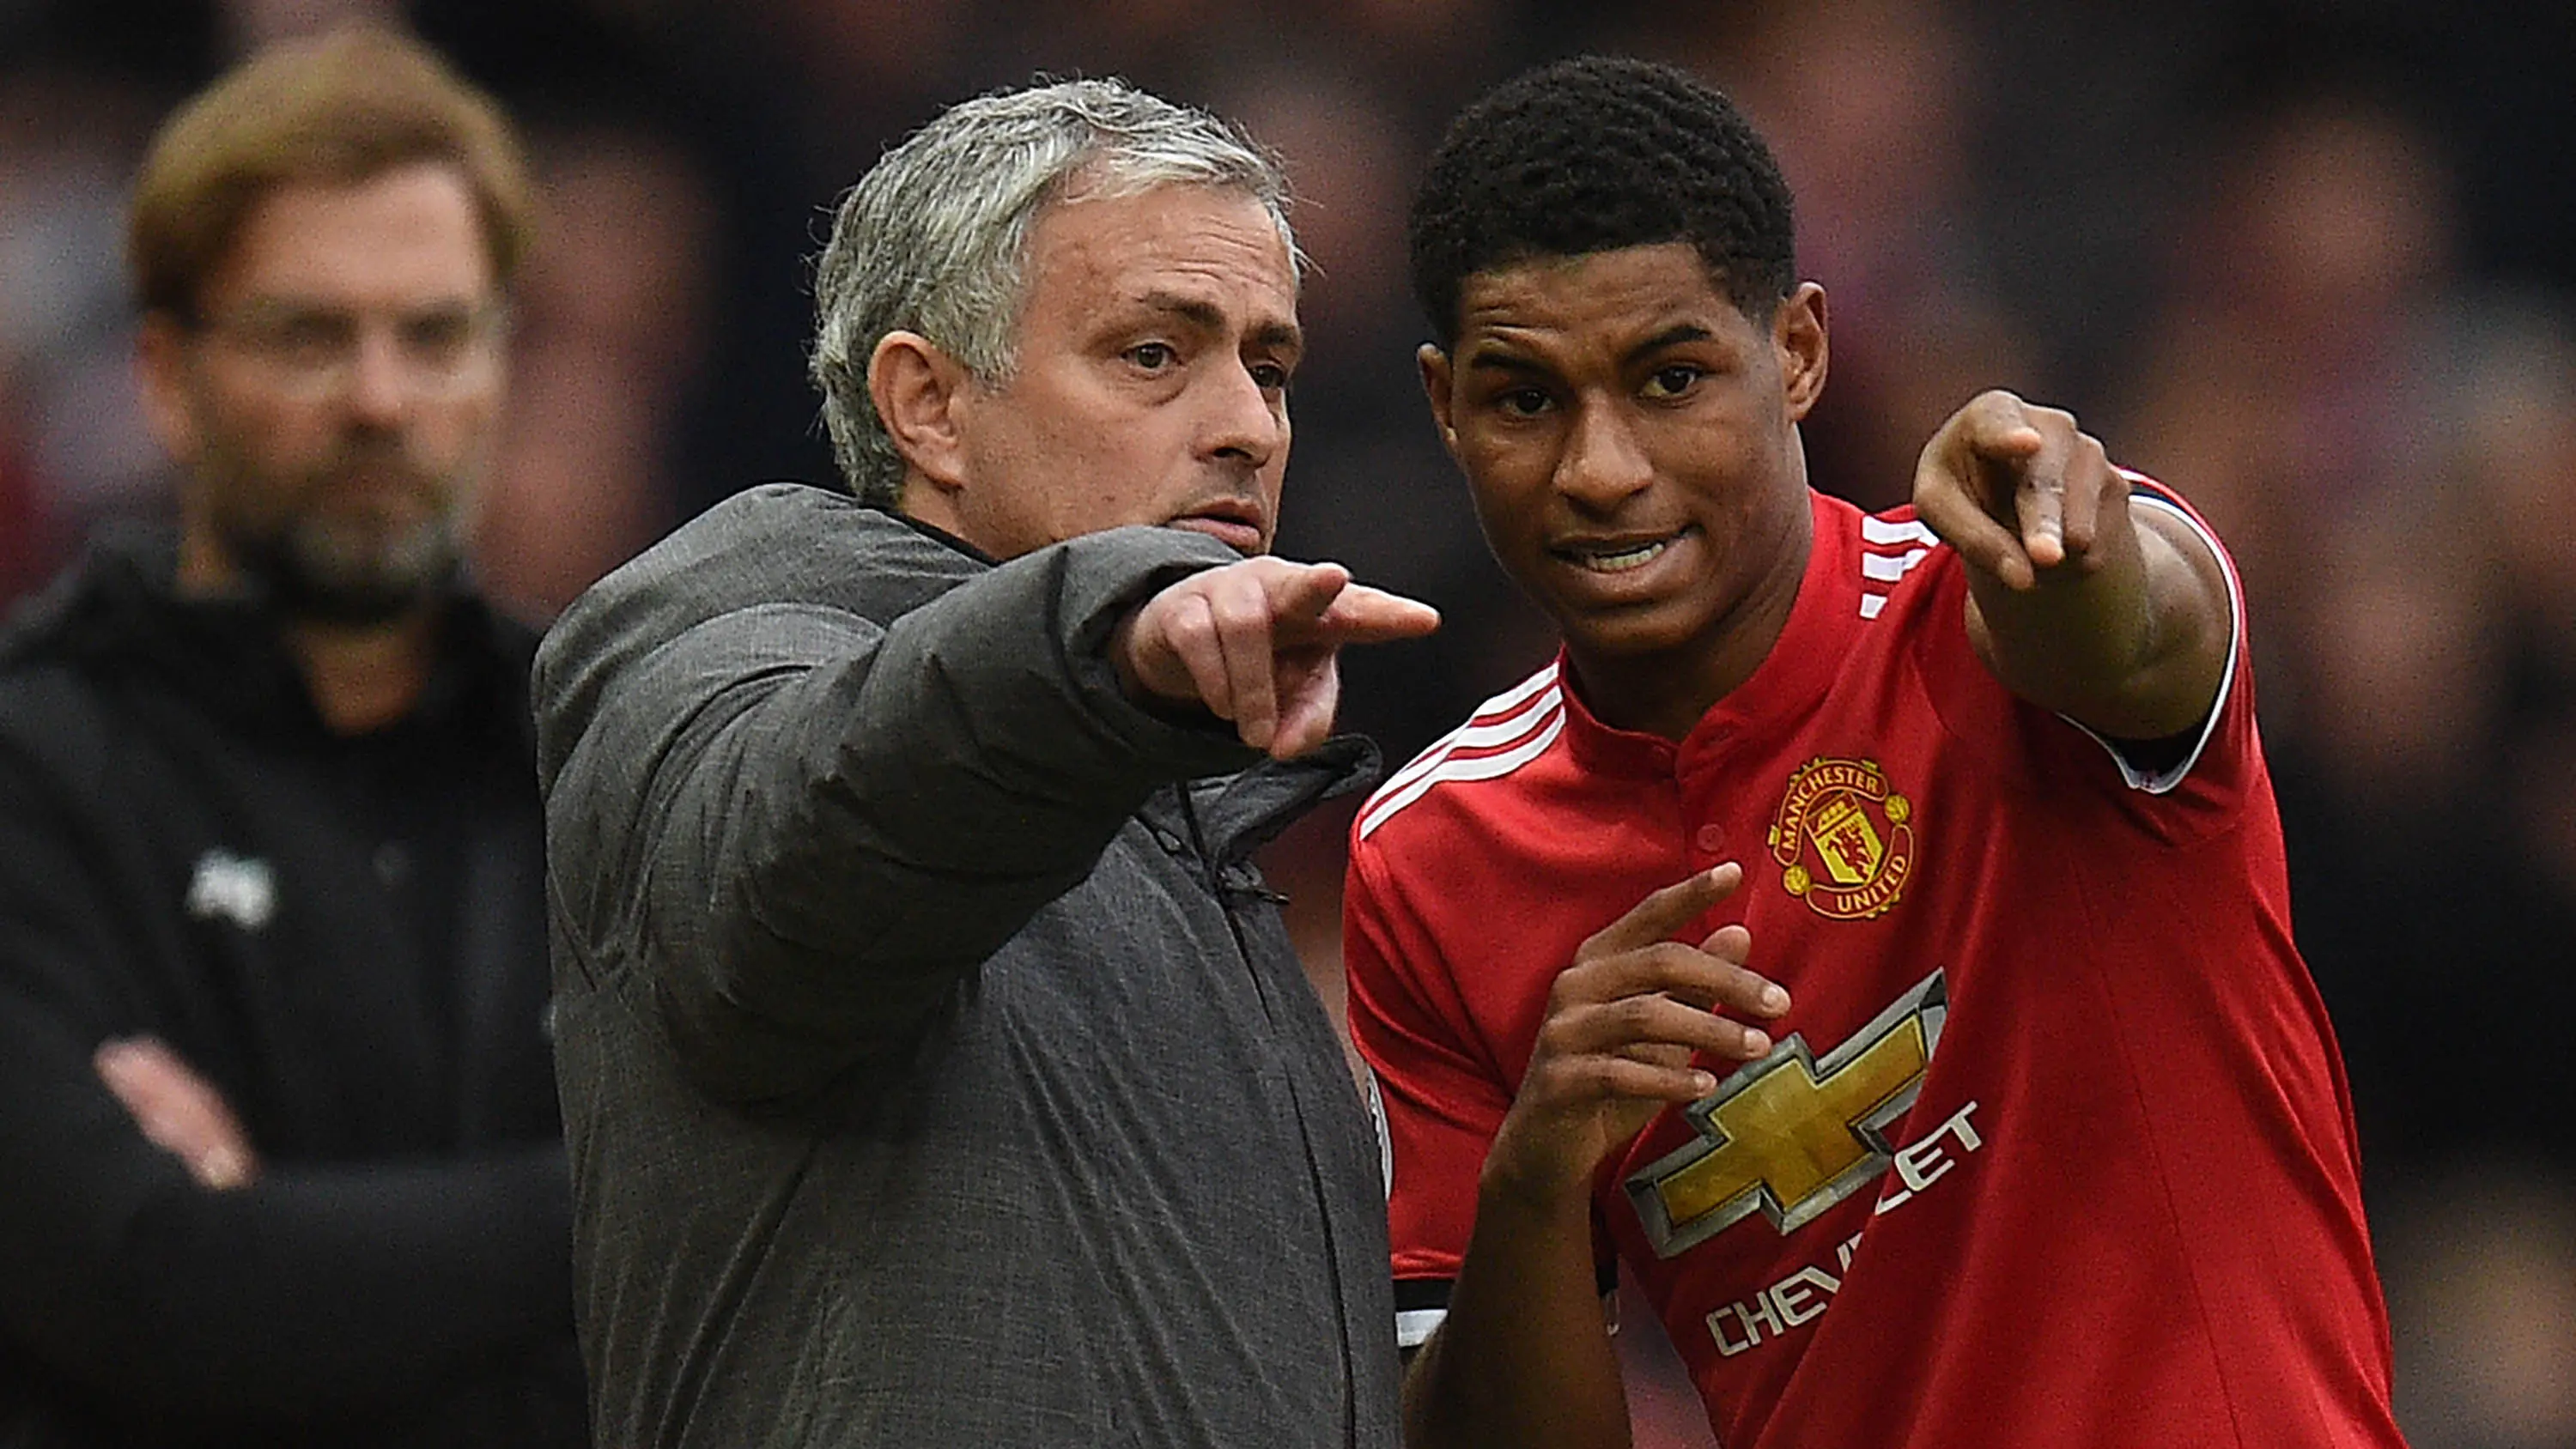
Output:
[1497, 387, 1552, 418]
[1248, 360, 1292, 394]
[1127, 342, 1178, 371]
[1641, 364, 1706, 401]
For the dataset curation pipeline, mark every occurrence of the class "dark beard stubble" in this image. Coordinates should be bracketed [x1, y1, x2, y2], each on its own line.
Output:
[208, 437, 468, 627]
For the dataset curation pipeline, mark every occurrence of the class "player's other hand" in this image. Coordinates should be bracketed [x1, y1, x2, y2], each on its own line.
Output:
[1114, 556, 1439, 759]
[94, 1035, 259, 1191]
[1483, 864, 1789, 1214]
[1913, 389, 2129, 592]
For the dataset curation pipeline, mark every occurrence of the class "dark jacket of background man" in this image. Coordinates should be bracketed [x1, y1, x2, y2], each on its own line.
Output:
[0, 530, 584, 1447]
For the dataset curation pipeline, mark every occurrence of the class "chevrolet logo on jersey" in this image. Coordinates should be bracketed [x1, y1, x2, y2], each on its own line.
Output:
[1625, 972, 1947, 1258]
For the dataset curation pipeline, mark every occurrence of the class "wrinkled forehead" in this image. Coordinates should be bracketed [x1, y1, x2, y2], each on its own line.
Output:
[1021, 184, 1301, 318]
[1048, 167, 1301, 282]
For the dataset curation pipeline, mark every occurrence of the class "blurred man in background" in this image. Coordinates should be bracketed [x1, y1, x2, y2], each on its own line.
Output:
[0, 27, 585, 1446]
[536, 77, 1432, 1446]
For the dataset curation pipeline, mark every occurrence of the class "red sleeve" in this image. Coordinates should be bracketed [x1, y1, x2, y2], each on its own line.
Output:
[2113, 473, 2257, 769]
[1906, 473, 2262, 844]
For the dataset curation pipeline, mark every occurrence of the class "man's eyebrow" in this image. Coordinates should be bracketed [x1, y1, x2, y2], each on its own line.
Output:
[1132, 291, 1303, 354]
[1249, 319, 1303, 355]
[1135, 291, 1226, 330]
[231, 294, 485, 319]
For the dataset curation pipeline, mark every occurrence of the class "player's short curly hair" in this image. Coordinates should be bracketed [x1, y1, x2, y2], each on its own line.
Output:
[1408, 56, 1795, 348]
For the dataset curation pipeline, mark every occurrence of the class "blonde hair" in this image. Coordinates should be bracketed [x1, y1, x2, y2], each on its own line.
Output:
[128, 25, 536, 321]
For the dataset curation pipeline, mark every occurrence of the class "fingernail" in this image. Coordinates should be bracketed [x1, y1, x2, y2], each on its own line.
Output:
[1741, 1029, 1771, 1057]
[200, 1149, 249, 1190]
[1760, 985, 1789, 1013]
[1689, 1071, 1718, 1096]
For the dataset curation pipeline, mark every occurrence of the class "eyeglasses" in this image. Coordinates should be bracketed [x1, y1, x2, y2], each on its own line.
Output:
[192, 300, 507, 398]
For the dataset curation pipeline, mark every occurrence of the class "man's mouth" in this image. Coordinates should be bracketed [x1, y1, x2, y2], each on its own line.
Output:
[1170, 501, 1268, 554]
[1556, 526, 1693, 573]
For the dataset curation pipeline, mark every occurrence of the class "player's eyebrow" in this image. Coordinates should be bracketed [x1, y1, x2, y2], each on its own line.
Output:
[1461, 322, 1721, 376]
[1461, 345, 1551, 375]
[1619, 323, 1716, 367]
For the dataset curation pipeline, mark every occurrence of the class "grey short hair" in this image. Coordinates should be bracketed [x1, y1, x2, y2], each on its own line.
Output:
[810, 77, 1298, 506]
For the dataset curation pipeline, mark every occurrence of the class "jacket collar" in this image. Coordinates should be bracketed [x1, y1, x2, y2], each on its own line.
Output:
[0, 524, 535, 743]
[1177, 735, 1380, 865]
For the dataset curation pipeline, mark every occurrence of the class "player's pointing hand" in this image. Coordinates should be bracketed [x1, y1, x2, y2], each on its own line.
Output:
[1114, 557, 1440, 760]
[1913, 389, 2129, 592]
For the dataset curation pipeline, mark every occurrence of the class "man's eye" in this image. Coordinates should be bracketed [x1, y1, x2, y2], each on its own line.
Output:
[1127, 342, 1177, 370]
[1642, 365, 1704, 400]
[259, 314, 350, 363]
[1498, 388, 1552, 417]
[401, 312, 476, 360]
[1249, 361, 1291, 392]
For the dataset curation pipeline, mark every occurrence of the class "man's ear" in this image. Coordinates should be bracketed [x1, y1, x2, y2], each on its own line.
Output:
[867, 330, 975, 495]
[1775, 282, 1830, 423]
[134, 312, 202, 464]
[1418, 343, 1459, 458]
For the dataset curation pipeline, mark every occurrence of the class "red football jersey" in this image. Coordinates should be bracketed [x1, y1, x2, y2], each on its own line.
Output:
[1346, 487, 2405, 1448]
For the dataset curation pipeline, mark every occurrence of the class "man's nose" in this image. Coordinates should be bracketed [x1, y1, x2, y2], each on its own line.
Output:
[1199, 360, 1288, 470]
[1554, 398, 1654, 509]
[341, 329, 414, 424]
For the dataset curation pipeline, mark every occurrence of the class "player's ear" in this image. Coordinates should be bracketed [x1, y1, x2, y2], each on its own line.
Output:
[869, 330, 974, 496]
[1774, 282, 1828, 423]
[1418, 343, 1459, 457]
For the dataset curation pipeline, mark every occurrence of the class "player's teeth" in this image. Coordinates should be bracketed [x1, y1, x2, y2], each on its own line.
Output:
[1581, 539, 1668, 573]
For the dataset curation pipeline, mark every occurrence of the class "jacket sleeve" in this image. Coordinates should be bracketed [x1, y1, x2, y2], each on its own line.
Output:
[0, 754, 575, 1422]
[537, 522, 1260, 1105]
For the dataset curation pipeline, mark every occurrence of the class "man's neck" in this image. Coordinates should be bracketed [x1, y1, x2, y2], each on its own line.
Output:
[175, 530, 439, 735]
[287, 613, 439, 735]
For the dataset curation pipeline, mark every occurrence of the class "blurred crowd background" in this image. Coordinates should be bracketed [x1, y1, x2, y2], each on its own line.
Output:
[4, 0, 2573, 1444]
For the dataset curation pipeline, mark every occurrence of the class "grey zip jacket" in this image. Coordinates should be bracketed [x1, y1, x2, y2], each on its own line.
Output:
[533, 483, 1400, 1448]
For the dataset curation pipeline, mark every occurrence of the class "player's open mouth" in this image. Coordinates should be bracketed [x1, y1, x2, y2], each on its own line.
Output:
[1557, 527, 1692, 574]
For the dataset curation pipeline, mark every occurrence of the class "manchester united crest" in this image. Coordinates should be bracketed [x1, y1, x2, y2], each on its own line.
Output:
[1767, 757, 1917, 920]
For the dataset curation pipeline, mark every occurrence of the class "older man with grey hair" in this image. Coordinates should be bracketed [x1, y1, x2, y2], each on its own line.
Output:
[534, 77, 1431, 1447]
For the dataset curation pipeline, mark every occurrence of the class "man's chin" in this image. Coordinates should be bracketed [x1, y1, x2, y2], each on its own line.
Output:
[228, 521, 462, 627]
[275, 578, 449, 627]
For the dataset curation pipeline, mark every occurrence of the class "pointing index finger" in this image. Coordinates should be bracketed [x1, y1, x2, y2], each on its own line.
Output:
[1582, 862, 1744, 960]
[1962, 395, 2066, 570]
[1267, 560, 1351, 620]
[1316, 584, 1441, 642]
